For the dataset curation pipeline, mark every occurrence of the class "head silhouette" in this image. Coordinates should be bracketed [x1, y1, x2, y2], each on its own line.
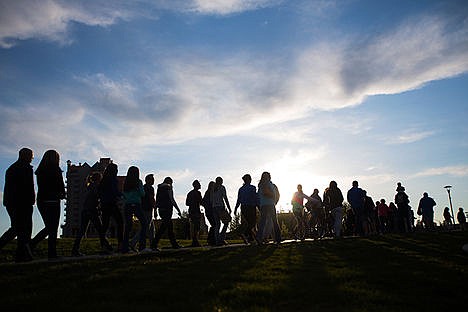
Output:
[18, 147, 33, 163]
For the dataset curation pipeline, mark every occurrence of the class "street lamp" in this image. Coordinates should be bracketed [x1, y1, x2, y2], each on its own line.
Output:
[444, 185, 455, 224]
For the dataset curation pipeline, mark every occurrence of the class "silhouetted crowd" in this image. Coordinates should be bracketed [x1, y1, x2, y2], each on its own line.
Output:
[0, 148, 466, 263]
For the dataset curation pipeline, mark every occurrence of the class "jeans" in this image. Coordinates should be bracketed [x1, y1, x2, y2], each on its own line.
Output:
[256, 205, 281, 243]
[122, 203, 148, 252]
[73, 208, 110, 252]
[331, 206, 343, 237]
[32, 200, 61, 258]
[130, 209, 154, 249]
[101, 202, 124, 245]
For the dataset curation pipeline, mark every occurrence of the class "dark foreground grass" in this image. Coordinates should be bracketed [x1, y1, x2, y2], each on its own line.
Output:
[0, 232, 467, 311]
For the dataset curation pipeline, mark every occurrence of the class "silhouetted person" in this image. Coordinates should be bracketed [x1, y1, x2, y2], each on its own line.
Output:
[323, 181, 344, 238]
[31, 150, 65, 260]
[211, 177, 231, 245]
[457, 207, 467, 230]
[347, 181, 367, 236]
[1, 148, 35, 262]
[71, 172, 112, 257]
[395, 184, 410, 233]
[256, 172, 281, 244]
[99, 163, 124, 252]
[202, 181, 216, 246]
[186, 180, 203, 247]
[363, 190, 376, 235]
[131, 174, 156, 250]
[443, 207, 452, 226]
[122, 166, 146, 253]
[234, 174, 258, 244]
[418, 192, 436, 231]
[151, 177, 182, 250]
[377, 199, 389, 234]
[291, 184, 311, 240]
[388, 202, 398, 233]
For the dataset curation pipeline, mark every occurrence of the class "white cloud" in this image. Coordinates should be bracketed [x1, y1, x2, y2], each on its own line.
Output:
[0, 0, 132, 48]
[387, 130, 436, 144]
[188, 0, 281, 15]
[414, 166, 468, 178]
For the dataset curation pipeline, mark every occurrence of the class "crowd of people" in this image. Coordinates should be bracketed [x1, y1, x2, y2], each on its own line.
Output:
[0, 147, 466, 263]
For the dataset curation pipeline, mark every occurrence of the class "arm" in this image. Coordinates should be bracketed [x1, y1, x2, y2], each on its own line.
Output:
[234, 188, 241, 215]
[170, 188, 182, 216]
[223, 187, 231, 213]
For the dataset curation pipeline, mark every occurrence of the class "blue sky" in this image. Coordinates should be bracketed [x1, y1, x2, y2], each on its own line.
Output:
[1, 0, 467, 234]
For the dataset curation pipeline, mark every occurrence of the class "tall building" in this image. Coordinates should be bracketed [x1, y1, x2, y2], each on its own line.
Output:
[61, 158, 112, 237]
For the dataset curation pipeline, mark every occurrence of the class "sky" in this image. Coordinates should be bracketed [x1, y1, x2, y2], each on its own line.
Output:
[0, 0, 467, 235]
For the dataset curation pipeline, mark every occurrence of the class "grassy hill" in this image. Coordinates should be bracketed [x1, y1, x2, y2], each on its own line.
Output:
[0, 231, 467, 311]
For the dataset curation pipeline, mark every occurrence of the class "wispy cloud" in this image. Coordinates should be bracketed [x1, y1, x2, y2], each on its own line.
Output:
[414, 165, 468, 178]
[0, 0, 135, 48]
[387, 130, 436, 144]
[187, 0, 282, 15]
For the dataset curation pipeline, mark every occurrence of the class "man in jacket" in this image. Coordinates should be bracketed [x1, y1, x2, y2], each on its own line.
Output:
[1, 148, 35, 262]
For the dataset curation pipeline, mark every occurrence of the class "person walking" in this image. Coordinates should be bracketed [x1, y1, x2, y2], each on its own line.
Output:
[418, 192, 436, 231]
[211, 177, 231, 246]
[186, 180, 203, 247]
[98, 163, 124, 252]
[234, 174, 258, 244]
[395, 184, 411, 233]
[130, 174, 157, 251]
[291, 184, 311, 240]
[1, 148, 35, 262]
[202, 181, 216, 246]
[347, 181, 367, 236]
[30, 150, 66, 260]
[323, 181, 344, 238]
[255, 172, 281, 244]
[71, 172, 112, 256]
[121, 166, 146, 253]
[151, 177, 182, 250]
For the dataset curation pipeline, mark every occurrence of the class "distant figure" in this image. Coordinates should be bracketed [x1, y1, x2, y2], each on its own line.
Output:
[443, 207, 452, 226]
[122, 166, 146, 253]
[291, 184, 311, 240]
[323, 181, 344, 238]
[130, 174, 156, 251]
[211, 177, 231, 246]
[362, 190, 376, 235]
[202, 181, 216, 246]
[305, 189, 323, 237]
[388, 202, 398, 233]
[71, 172, 112, 257]
[98, 163, 124, 252]
[31, 150, 66, 260]
[256, 172, 281, 244]
[394, 184, 410, 233]
[186, 180, 203, 247]
[234, 174, 258, 244]
[151, 177, 182, 250]
[418, 192, 436, 230]
[347, 181, 367, 236]
[1, 148, 35, 262]
[377, 199, 389, 234]
[457, 208, 467, 230]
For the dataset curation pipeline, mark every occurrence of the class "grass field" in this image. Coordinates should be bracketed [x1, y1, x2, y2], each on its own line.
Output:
[0, 231, 467, 311]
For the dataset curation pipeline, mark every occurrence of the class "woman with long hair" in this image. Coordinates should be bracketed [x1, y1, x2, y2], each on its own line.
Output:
[255, 172, 281, 244]
[31, 150, 65, 259]
[99, 163, 124, 252]
[202, 181, 216, 246]
[122, 166, 146, 253]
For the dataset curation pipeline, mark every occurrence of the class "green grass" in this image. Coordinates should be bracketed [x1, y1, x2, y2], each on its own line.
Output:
[0, 232, 467, 311]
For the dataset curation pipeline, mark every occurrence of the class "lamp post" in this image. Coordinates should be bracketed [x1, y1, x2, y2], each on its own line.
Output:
[444, 185, 455, 224]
